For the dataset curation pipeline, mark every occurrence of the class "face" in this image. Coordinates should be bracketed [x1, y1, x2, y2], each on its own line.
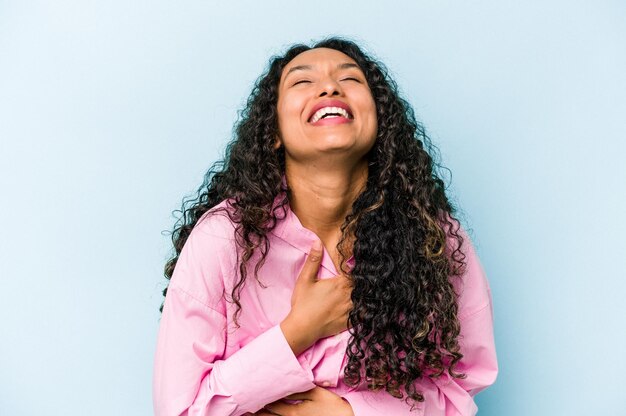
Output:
[275, 48, 378, 165]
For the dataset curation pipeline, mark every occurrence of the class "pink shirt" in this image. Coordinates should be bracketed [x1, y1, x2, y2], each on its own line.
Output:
[153, 190, 498, 416]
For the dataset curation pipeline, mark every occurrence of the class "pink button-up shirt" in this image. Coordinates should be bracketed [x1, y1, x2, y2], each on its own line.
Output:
[153, 188, 498, 416]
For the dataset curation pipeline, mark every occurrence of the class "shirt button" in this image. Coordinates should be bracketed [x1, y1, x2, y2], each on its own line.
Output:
[321, 381, 331, 387]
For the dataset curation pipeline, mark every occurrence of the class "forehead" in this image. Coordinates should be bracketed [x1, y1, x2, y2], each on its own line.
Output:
[280, 47, 360, 81]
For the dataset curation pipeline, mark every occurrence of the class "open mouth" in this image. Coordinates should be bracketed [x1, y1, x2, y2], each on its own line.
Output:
[308, 107, 353, 123]
[307, 100, 354, 124]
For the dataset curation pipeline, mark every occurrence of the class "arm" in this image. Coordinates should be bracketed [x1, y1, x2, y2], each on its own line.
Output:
[153, 224, 316, 416]
[425, 225, 498, 415]
[341, 226, 498, 416]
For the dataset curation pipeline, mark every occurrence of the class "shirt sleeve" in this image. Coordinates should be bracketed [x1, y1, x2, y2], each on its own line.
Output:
[152, 224, 316, 416]
[341, 226, 498, 416]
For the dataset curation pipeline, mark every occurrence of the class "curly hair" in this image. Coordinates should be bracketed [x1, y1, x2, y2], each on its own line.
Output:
[160, 36, 469, 410]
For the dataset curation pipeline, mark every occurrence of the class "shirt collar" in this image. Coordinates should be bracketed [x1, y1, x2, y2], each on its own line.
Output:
[270, 174, 355, 275]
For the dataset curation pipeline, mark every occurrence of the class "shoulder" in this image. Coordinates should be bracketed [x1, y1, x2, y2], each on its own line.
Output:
[192, 198, 239, 242]
[168, 198, 240, 304]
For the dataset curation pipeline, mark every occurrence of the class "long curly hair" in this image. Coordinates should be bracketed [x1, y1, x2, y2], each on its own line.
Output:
[160, 36, 469, 410]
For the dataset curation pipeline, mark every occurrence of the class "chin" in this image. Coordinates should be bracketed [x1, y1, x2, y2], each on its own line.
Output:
[316, 139, 357, 150]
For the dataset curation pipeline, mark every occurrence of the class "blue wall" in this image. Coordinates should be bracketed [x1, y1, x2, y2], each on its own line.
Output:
[1, 1, 624, 414]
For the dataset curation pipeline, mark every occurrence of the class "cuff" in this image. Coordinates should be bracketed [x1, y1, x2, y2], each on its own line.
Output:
[212, 324, 316, 413]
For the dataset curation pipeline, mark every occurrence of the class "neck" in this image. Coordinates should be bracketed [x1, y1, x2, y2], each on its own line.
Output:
[284, 159, 368, 243]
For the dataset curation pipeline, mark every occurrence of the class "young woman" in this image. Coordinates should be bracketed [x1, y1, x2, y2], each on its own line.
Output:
[153, 37, 498, 416]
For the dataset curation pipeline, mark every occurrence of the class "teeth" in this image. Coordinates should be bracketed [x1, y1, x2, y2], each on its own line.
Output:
[310, 106, 352, 123]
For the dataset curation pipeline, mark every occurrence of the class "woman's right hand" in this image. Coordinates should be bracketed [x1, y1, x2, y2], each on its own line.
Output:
[280, 238, 354, 356]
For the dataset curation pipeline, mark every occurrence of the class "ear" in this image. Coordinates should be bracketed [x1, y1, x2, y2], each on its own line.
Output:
[273, 135, 282, 150]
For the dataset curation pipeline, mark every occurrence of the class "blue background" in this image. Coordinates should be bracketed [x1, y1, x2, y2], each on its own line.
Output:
[1, 1, 624, 415]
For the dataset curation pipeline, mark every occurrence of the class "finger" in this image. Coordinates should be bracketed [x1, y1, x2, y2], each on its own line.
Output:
[299, 238, 324, 282]
[258, 407, 283, 416]
[286, 385, 328, 400]
[265, 401, 293, 415]
[283, 392, 311, 400]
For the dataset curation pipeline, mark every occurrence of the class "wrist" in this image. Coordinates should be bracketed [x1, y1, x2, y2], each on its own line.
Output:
[280, 316, 317, 356]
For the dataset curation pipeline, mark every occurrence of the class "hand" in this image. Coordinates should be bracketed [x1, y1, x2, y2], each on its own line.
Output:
[254, 386, 354, 416]
[283, 239, 354, 351]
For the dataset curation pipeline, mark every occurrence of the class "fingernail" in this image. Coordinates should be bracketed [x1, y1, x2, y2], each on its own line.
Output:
[312, 239, 322, 251]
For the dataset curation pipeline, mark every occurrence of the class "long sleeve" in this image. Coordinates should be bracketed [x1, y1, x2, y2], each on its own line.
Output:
[341, 226, 498, 416]
[152, 224, 316, 416]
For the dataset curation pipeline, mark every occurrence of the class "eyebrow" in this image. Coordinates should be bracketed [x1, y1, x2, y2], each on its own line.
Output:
[283, 62, 361, 82]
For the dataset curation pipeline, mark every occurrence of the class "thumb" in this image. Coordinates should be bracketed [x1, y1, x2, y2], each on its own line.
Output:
[300, 238, 323, 282]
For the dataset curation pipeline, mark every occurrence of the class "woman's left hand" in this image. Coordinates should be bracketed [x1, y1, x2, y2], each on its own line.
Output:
[254, 386, 354, 416]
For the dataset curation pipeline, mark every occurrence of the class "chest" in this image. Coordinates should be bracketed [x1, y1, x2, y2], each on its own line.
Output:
[223, 239, 347, 334]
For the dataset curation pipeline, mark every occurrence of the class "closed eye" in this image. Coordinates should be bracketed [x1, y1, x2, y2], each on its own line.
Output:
[293, 80, 311, 86]
[342, 77, 361, 82]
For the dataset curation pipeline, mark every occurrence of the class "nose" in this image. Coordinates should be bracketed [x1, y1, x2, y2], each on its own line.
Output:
[318, 75, 343, 97]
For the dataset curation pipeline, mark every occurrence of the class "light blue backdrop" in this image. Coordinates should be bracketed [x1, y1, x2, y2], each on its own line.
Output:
[1, 1, 624, 415]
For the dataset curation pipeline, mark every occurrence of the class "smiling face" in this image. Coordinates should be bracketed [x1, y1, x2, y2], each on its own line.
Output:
[276, 48, 378, 166]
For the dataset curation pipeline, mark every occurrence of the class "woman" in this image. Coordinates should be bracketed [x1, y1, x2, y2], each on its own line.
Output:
[153, 37, 498, 416]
